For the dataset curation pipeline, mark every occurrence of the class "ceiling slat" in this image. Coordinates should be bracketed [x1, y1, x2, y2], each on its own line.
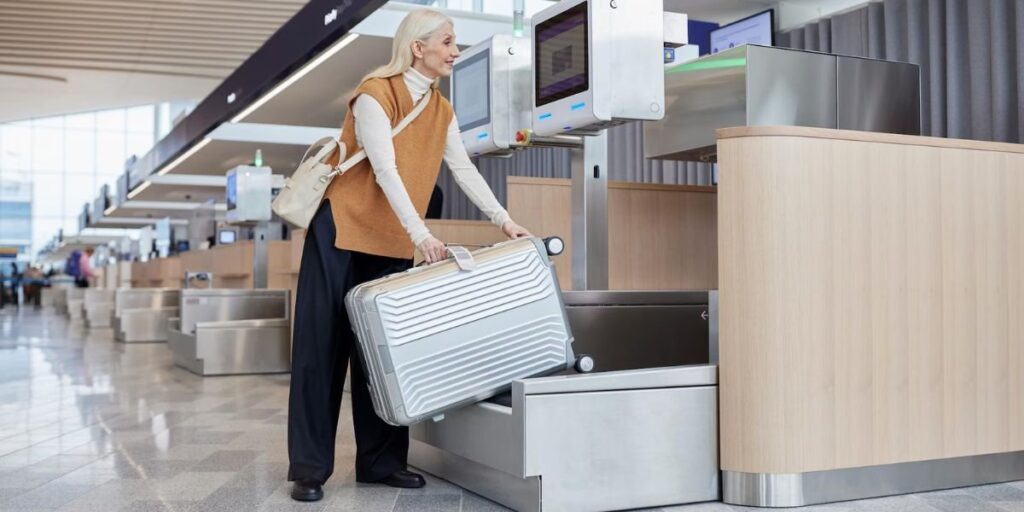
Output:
[0, 19, 276, 39]
[0, 12, 284, 32]
[0, 34, 257, 53]
[0, 44, 247, 64]
[0, 38, 254, 57]
[2, 0, 302, 18]
[0, 6, 291, 27]
[1, 54, 235, 71]
[0, 25, 268, 45]
[0, 60, 228, 79]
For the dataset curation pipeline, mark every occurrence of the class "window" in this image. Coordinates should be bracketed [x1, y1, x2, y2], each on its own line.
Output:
[0, 104, 167, 257]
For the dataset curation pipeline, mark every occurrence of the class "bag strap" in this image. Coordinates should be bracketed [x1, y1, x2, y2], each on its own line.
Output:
[301, 136, 341, 167]
[323, 89, 434, 181]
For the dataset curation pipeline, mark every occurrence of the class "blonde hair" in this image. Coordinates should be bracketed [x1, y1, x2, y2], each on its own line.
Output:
[355, 8, 452, 96]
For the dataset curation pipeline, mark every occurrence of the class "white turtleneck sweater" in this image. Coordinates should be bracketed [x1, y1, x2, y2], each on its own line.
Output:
[351, 68, 511, 246]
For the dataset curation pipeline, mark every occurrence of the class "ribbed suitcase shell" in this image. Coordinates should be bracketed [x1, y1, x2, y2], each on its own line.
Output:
[345, 237, 574, 426]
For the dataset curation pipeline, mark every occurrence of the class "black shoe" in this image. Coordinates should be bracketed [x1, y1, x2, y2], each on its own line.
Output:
[290, 481, 323, 502]
[363, 470, 426, 489]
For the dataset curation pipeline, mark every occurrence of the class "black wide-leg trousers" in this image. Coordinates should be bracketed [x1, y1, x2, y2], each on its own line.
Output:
[287, 201, 413, 485]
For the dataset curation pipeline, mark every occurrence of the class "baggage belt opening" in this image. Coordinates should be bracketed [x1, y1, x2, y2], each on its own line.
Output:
[412, 289, 720, 512]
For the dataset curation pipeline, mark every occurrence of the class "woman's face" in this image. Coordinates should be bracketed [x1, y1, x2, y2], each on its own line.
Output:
[412, 22, 460, 78]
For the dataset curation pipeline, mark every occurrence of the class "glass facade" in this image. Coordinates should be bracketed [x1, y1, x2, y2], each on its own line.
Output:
[0, 104, 189, 259]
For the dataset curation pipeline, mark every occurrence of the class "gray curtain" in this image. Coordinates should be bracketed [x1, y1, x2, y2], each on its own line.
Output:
[440, 121, 714, 220]
[778, 0, 1023, 142]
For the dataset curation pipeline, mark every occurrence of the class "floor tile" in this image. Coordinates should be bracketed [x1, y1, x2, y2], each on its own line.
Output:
[392, 493, 461, 512]
[1, 309, 1023, 512]
[461, 491, 512, 511]
[2, 482, 97, 509]
[323, 485, 399, 512]
[922, 495, 1013, 512]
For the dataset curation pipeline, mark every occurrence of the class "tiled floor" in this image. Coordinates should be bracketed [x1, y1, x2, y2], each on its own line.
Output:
[1, 307, 1023, 511]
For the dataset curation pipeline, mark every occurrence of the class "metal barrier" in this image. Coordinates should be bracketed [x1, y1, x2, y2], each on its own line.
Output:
[113, 289, 180, 343]
[168, 289, 290, 376]
[83, 289, 116, 329]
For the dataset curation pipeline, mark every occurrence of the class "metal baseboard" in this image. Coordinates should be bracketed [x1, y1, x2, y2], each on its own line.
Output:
[410, 440, 541, 512]
[723, 451, 1024, 507]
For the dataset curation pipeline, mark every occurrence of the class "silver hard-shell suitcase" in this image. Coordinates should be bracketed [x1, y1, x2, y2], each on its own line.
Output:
[346, 237, 577, 426]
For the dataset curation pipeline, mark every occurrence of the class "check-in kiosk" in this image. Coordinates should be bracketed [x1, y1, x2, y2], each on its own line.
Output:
[165, 164, 292, 376]
[452, 35, 532, 157]
[410, 3, 717, 511]
[167, 289, 290, 376]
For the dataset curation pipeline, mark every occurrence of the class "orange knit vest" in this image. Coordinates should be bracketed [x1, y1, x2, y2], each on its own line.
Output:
[323, 75, 453, 259]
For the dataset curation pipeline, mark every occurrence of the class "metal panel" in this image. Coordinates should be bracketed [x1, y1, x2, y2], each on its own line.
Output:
[645, 46, 750, 161]
[169, 318, 291, 376]
[645, 45, 919, 162]
[84, 304, 113, 329]
[114, 289, 179, 317]
[837, 55, 922, 135]
[563, 290, 709, 372]
[724, 451, 1024, 508]
[410, 402, 521, 477]
[410, 440, 541, 512]
[746, 45, 837, 129]
[517, 365, 717, 395]
[117, 308, 178, 343]
[179, 289, 289, 334]
[570, 132, 609, 290]
[522, 386, 720, 511]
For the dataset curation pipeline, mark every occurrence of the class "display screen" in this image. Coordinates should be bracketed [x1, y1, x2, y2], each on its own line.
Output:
[535, 2, 589, 107]
[226, 173, 237, 211]
[453, 51, 490, 132]
[218, 229, 237, 245]
[710, 9, 775, 54]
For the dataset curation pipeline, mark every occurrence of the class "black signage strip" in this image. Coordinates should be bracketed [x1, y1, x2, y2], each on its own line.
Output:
[127, 0, 388, 191]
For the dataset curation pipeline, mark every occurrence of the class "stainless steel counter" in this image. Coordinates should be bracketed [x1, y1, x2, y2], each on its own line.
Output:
[168, 289, 291, 376]
[644, 45, 921, 162]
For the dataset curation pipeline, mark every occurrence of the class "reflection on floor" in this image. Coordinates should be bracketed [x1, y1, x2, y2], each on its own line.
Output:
[0, 307, 1023, 512]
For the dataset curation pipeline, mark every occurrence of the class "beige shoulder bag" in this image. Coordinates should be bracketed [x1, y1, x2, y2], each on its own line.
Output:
[272, 91, 433, 228]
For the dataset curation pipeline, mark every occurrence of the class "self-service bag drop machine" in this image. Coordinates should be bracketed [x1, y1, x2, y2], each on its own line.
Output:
[167, 165, 292, 376]
[408, 2, 720, 511]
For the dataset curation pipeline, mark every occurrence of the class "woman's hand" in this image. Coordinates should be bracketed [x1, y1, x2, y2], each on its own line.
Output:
[501, 220, 532, 239]
[417, 236, 448, 264]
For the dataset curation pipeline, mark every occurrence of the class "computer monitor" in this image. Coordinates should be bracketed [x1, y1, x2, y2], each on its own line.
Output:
[535, 2, 589, 108]
[453, 51, 490, 133]
[217, 229, 237, 245]
[710, 9, 775, 54]
[451, 35, 532, 157]
[531, 0, 666, 137]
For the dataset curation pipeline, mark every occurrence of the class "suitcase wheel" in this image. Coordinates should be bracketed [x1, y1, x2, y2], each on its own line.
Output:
[543, 236, 565, 256]
[574, 354, 595, 373]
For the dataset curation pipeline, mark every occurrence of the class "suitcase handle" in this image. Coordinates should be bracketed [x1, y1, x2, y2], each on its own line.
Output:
[445, 246, 476, 271]
[414, 245, 476, 271]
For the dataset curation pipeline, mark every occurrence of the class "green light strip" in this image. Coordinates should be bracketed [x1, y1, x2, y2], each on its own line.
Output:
[666, 58, 748, 75]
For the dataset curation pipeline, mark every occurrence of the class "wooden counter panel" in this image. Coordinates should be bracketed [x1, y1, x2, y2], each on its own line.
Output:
[508, 177, 717, 290]
[180, 250, 214, 275]
[717, 134, 1024, 474]
[267, 241, 293, 291]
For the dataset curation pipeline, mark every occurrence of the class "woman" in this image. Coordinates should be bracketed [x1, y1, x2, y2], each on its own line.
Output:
[287, 8, 531, 503]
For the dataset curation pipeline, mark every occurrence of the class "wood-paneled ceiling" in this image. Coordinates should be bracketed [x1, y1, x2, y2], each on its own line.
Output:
[0, 0, 307, 122]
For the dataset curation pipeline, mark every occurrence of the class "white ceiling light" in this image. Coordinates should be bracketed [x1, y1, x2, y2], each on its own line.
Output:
[155, 138, 213, 176]
[230, 32, 360, 123]
[126, 181, 152, 200]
